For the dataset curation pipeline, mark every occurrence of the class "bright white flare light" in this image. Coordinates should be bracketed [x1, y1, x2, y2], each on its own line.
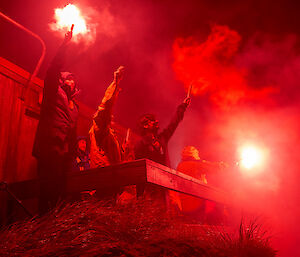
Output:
[52, 4, 88, 35]
[240, 146, 263, 171]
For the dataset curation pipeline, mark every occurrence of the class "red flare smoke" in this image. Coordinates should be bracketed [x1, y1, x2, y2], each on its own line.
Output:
[172, 25, 277, 110]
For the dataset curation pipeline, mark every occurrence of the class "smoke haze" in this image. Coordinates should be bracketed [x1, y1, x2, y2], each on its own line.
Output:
[1, 0, 300, 255]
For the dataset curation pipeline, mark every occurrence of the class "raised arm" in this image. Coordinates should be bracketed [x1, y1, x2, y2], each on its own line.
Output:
[160, 96, 191, 142]
[93, 66, 125, 130]
[43, 26, 73, 99]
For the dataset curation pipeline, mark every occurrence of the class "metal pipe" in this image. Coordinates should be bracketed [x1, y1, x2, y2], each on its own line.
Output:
[0, 11, 46, 100]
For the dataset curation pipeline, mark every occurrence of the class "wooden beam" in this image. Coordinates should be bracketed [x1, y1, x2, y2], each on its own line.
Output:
[7, 159, 229, 205]
[145, 159, 229, 205]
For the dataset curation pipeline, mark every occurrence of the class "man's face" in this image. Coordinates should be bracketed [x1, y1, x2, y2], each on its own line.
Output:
[191, 148, 200, 160]
[182, 146, 200, 160]
[143, 119, 159, 135]
[64, 78, 75, 92]
[78, 139, 87, 152]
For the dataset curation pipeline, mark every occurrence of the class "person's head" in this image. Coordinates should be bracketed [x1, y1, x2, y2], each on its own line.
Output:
[181, 146, 200, 161]
[77, 137, 88, 153]
[59, 72, 76, 95]
[138, 114, 159, 136]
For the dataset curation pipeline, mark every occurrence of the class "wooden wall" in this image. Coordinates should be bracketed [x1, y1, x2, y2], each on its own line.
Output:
[0, 58, 93, 183]
[0, 57, 133, 184]
[0, 57, 41, 183]
[0, 57, 135, 223]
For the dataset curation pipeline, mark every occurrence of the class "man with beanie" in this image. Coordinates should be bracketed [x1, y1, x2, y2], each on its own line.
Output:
[134, 96, 190, 198]
[32, 28, 79, 215]
[134, 97, 190, 167]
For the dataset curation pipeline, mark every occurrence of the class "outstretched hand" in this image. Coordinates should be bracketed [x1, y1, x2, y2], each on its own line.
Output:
[183, 96, 191, 107]
[183, 83, 192, 107]
[114, 66, 125, 84]
[219, 161, 229, 170]
[63, 24, 74, 45]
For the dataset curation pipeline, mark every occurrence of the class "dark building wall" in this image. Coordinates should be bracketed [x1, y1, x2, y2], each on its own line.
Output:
[0, 58, 40, 183]
[0, 57, 94, 183]
[0, 57, 134, 184]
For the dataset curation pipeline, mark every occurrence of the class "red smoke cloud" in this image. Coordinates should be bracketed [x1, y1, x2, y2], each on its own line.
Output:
[172, 25, 300, 256]
[172, 25, 278, 110]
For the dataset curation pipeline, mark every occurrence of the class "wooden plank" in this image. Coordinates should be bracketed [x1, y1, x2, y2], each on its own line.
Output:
[66, 160, 147, 193]
[145, 159, 229, 205]
[8, 160, 148, 200]
[7, 159, 229, 205]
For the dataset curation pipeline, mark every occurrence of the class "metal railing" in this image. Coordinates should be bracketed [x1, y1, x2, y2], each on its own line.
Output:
[0, 11, 46, 101]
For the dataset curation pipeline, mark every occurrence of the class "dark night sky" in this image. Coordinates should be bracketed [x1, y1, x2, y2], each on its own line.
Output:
[1, 1, 300, 255]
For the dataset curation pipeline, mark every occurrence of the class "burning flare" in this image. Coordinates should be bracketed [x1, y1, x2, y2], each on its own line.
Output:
[49, 3, 97, 44]
[240, 146, 262, 170]
[238, 144, 269, 177]
[51, 4, 88, 35]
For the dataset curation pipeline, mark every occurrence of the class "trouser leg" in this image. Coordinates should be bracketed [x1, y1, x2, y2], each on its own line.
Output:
[37, 154, 65, 215]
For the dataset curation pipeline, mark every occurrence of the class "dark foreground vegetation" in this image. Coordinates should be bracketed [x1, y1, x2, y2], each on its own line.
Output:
[0, 199, 276, 256]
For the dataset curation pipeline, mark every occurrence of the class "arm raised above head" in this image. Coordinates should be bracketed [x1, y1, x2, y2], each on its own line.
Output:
[161, 96, 191, 142]
[93, 66, 125, 130]
[43, 28, 74, 99]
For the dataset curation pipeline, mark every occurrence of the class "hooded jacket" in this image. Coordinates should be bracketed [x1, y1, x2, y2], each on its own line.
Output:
[89, 80, 121, 168]
[32, 44, 79, 159]
[134, 103, 187, 167]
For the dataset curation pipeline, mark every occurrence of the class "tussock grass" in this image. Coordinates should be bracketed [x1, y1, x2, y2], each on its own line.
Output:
[0, 199, 276, 256]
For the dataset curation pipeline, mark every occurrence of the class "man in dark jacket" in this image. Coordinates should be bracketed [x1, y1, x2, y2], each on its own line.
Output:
[135, 98, 190, 167]
[134, 97, 190, 198]
[33, 28, 79, 215]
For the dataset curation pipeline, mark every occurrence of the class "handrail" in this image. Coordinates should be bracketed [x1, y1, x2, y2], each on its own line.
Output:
[0, 11, 46, 101]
